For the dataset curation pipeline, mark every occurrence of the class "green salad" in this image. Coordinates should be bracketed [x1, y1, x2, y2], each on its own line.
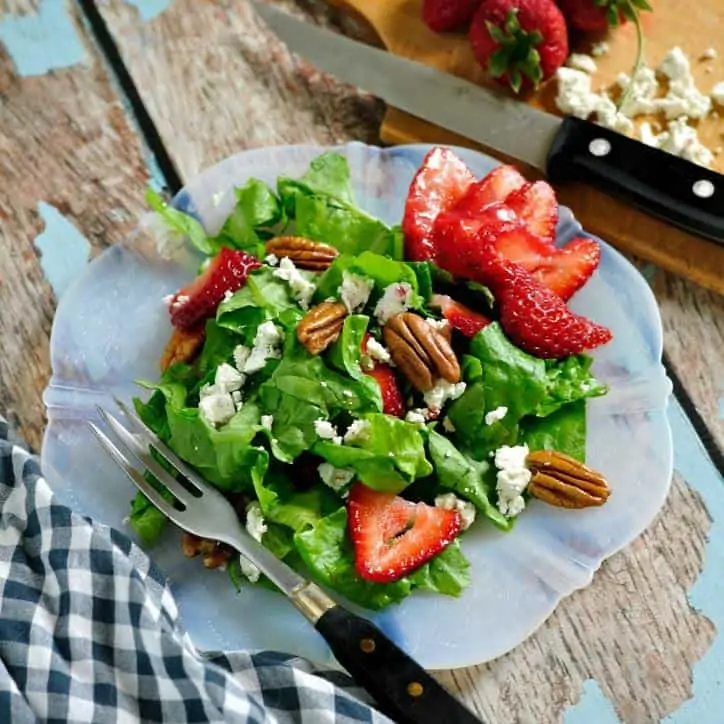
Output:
[132, 151, 608, 610]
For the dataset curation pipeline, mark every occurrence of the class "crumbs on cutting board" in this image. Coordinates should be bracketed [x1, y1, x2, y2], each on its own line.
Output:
[554, 45, 724, 168]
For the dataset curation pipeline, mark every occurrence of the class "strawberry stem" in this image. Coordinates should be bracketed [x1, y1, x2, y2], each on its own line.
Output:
[616, 9, 645, 113]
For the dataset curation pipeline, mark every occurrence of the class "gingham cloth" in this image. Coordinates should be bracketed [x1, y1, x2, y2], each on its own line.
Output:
[0, 417, 391, 723]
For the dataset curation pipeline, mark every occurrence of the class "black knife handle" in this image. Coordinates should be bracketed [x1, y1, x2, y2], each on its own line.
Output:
[546, 116, 724, 245]
[315, 605, 483, 724]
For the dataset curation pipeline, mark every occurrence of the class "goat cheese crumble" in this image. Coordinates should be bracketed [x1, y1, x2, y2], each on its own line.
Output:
[318, 463, 355, 493]
[374, 283, 415, 324]
[494, 444, 531, 517]
[273, 257, 315, 309]
[340, 271, 374, 314]
[435, 493, 476, 530]
[423, 379, 466, 412]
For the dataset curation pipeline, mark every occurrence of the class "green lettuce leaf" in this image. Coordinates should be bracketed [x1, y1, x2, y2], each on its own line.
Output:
[427, 429, 511, 530]
[537, 356, 608, 417]
[294, 507, 471, 610]
[315, 251, 420, 303]
[196, 320, 241, 378]
[211, 179, 284, 256]
[217, 267, 299, 338]
[520, 399, 587, 462]
[277, 152, 355, 211]
[146, 188, 217, 256]
[128, 488, 168, 546]
[314, 414, 432, 493]
[408, 540, 471, 596]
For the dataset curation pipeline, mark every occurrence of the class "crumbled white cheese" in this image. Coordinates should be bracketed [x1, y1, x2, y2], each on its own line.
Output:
[273, 257, 316, 310]
[314, 419, 342, 445]
[442, 417, 456, 433]
[591, 41, 609, 58]
[243, 322, 283, 374]
[318, 463, 355, 493]
[162, 293, 174, 307]
[233, 345, 251, 373]
[215, 363, 244, 394]
[199, 383, 216, 399]
[405, 409, 427, 425]
[223, 289, 235, 303]
[199, 392, 236, 428]
[425, 318, 450, 333]
[567, 53, 597, 74]
[423, 379, 466, 412]
[171, 294, 190, 309]
[618, 66, 658, 118]
[239, 557, 260, 583]
[701, 48, 718, 61]
[711, 81, 724, 106]
[662, 117, 714, 167]
[485, 406, 508, 426]
[554, 68, 632, 136]
[374, 283, 415, 325]
[246, 502, 267, 542]
[232, 390, 243, 410]
[435, 493, 476, 530]
[655, 47, 711, 120]
[260, 414, 274, 431]
[494, 444, 531, 517]
[365, 338, 391, 364]
[339, 271, 374, 314]
[265, 254, 279, 266]
[344, 419, 371, 445]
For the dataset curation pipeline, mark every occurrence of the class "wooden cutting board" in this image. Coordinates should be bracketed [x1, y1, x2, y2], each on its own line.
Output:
[323, 0, 724, 295]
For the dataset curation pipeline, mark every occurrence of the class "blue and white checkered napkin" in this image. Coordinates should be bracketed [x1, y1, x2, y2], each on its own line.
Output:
[0, 417, 391, 723]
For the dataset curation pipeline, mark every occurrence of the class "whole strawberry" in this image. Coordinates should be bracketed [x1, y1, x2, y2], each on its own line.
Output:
[423, 0, 483, 32]
[469, 0, 569, 93]
[555, 0, 651, 31]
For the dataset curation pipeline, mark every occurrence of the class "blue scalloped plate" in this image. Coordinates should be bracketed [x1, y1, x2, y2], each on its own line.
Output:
[41, 143, 673, 670]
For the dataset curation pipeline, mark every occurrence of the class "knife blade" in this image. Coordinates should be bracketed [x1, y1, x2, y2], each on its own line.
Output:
[253, 1, 724, 246]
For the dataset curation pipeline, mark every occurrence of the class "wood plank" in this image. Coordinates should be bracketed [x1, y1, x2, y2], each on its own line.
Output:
[94, 2, 723, 722]
[96, 0, 724, 459]
[0, 0, 152, 451]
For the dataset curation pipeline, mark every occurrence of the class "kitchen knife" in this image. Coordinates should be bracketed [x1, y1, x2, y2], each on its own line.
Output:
[252, 1, 724, 246]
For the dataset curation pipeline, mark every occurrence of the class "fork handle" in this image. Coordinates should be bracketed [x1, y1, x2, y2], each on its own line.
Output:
[315, 605, 483, 723]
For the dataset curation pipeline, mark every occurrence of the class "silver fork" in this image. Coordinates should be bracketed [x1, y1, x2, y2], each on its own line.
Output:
[89, 400, 482, 724]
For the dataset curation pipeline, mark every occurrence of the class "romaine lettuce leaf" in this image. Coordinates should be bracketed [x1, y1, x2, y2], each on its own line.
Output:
[146, 188, 217, 256]
[520, 399, 587, 462]
[277, 152, 355, 211]
[427, 429, 512, 530]
[314, 414, 432, 493]
[216, 267, 300, 338]
[408, 540, 471, 596]
[537, 356, 608, 417]
[211, 179, 284, 256]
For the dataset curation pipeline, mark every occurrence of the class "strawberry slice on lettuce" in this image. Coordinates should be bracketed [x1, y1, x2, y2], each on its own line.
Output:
[430, 294, 492, 338]
[169, 246, 261, 330]
[348, 482, 462, 583]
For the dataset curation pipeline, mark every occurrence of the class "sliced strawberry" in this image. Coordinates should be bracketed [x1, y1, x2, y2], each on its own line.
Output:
[348, 482, 462, 583]
[402, 147, 475, 262]
[536, 237, 601, 301]
[170, 247, 261, 330]
[494, 229, 600, 301]
[429, 294, 491, 338]
[361, 334, 405, 417]
[452, 165, 526, 216]
[422, 0, 482, 32]
[433, 203, 517, 279]
[471, 244, 612, 358]
[504, 181, 558, 241]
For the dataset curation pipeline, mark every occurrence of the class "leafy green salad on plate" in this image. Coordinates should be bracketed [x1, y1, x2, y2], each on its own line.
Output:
[131, 147, 613, 611]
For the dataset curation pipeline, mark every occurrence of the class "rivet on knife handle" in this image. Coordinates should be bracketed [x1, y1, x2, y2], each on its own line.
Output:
[546, 117, 724, 245]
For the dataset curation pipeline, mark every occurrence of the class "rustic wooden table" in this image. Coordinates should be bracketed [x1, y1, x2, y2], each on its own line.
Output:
[1, 2, 723, 722]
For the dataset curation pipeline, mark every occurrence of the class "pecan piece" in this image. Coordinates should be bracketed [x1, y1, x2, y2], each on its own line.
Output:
[297, 301, 348, 354]
[265, 236, 338, 270]
[383, 313, 460, 392]
[181, 532, 232, 569]
[160, 325, 205, 372]
[526, 450, 611, 509]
